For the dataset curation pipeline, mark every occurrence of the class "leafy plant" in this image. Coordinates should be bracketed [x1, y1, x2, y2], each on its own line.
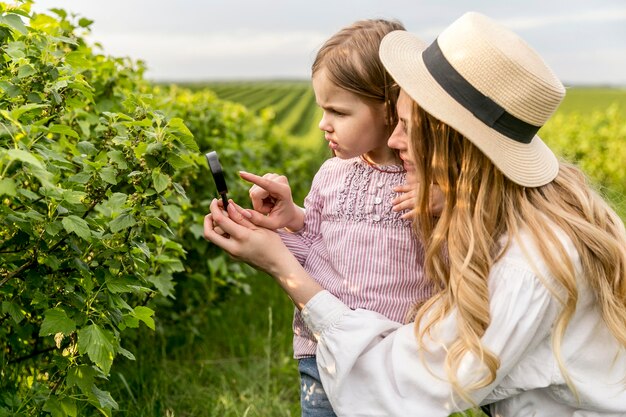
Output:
[0, 2, 318, 415]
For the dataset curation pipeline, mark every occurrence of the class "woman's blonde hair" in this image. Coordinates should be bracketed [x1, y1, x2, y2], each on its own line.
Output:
[409, 102, 626, 402]
[312, 19, 405, 133]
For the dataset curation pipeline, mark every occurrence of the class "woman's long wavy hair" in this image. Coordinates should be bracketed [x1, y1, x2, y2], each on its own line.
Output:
[312, 19, 405, 136]
[409, 102, 626, 401]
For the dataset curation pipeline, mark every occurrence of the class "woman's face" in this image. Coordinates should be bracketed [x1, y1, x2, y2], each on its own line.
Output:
[387, 90, 416, 184]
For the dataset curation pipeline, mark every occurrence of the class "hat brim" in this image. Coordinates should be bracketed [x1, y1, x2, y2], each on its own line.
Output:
[380, 31, 559, 187]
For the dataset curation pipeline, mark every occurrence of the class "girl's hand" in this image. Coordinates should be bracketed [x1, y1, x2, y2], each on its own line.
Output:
[240, 171, 304, 231]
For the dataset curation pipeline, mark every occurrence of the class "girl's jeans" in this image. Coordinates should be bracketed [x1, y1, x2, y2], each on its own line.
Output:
[298, 357, 337, 417]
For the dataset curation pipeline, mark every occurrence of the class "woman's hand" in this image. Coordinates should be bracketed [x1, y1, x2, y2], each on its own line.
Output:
[392, 183, 444, 219]
[241, 171, 305, 232]
[204, 198, 287, 275]
[392, 183, 417, 219]
[203, 198, 323, 309]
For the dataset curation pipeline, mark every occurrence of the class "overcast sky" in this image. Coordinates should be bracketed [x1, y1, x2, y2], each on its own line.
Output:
[31, 0, 626, 86]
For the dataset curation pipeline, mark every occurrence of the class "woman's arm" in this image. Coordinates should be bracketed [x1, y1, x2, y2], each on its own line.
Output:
[205, 199, 560, 415]
[302, 258, 559, 416]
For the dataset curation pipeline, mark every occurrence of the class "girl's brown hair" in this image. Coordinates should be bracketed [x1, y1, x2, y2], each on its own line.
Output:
[312, 19, 405, 134]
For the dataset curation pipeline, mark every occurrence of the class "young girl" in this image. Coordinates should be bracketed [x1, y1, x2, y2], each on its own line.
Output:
[205, 12, 626, 416]
[235, 19, 432, 416]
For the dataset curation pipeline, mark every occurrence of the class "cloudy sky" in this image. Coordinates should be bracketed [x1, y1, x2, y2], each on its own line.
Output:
[31, 0, 626, 86]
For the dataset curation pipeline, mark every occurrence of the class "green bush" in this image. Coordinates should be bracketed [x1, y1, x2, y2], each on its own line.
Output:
[0, 3, 198, 415]
[0, 2, 319, 415]
[541, 104, 626, 219]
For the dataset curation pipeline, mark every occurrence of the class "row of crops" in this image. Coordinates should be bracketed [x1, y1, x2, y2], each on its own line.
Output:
[180, 81, 323, 146]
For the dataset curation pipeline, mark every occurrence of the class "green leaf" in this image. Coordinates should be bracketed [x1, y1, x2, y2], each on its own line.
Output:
[167, 153, 189, 170]
[0, 14, 28, 35]
[2, 301, 25, 324]
[0, 81, 21, 97]
[77, 141, 97, 155]
[109, 212, 136, 233]
[62, 190, 86, 205]
[40, 308, 77, 336]
[91, 385, 119, 410]
[105, 276, 148, 294]
[152, 170, 170, 193]
[4, 40, 25, 60]
[43, 396, 65, 417]
[146, 273, 175, 298]
[132, 306, 155, 330]
[107, 150, 128, 169]
[176, 134, 200, 153]
[78, 324, 116, 374]
[62, 215, 91, 240]
[162, 204, 182, 222]
[17, 64, 36, 79]
[66, 365, 96, 393]
[43, 394, 78, 417]
[6, 149, 43, 168]
[65, 51, 90, 68]
[68, 171, 91, 184]
[9, 103, 46, 121]
[78, 17, 93, 28]
[0, 178, 17, 196]
[49, 124, 80, 139]
[99, 166, 118, 185]
[167, 118, 193, 136]
[117, 346, 136, 360]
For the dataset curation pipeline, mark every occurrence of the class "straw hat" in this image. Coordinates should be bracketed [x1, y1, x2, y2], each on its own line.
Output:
[379, 12, 565, 187]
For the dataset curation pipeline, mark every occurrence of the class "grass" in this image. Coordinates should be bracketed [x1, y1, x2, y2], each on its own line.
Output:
[109, 271, 300, 416]
[108, 271, 488, 416]
[559, 86, 626, 116]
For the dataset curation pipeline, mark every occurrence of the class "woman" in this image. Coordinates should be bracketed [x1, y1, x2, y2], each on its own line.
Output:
[204, 12, 626, 416]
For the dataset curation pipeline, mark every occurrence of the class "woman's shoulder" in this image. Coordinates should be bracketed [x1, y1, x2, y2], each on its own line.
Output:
[495, 225, 581, 291]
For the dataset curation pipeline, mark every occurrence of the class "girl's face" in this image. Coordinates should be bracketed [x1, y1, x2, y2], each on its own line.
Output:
[387, 90, 416, 184]
[312, 68, 395, 164]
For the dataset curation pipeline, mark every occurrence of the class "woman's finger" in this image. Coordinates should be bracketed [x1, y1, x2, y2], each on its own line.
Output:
[209, 199, 251, 241]
[393, 183, 414, 193]
[203, 212, 237, 252]
[393, 199, 415, 212]
[227, 200, 257, 229]
[400, 208, 417, 220]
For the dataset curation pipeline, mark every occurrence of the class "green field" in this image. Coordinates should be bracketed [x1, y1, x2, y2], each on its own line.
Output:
[558, 86, 626, 115]
[185, 81, 626, 146]
[181, 80, 323, 147]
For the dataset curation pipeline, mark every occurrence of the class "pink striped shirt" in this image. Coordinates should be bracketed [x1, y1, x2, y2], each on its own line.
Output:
[280, 157, 431, 358]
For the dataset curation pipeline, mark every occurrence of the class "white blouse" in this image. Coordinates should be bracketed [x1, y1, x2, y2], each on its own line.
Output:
[301, 229, 626, 416]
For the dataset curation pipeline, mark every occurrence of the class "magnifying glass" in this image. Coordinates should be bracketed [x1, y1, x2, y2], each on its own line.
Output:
[205, 151, 229, 210]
